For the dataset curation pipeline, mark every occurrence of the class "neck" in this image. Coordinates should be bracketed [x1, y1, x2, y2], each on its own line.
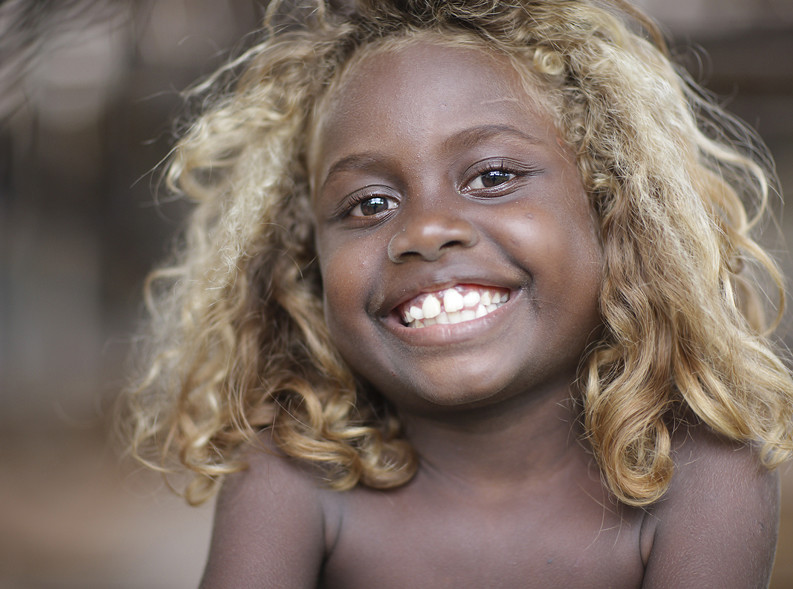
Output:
[400, 385, 588, 491]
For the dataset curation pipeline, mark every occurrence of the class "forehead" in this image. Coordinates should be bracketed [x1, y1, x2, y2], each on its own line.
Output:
[310, 39, 557, 178]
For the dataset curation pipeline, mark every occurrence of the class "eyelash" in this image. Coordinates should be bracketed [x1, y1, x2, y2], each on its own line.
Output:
[337, 159, 539, 219]
[461, 159, 538, 195]
[343, 189, 399, 219]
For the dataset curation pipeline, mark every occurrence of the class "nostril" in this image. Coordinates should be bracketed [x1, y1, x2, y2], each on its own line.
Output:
[387, 217, 478, 263]
[440, 239, 469, 250]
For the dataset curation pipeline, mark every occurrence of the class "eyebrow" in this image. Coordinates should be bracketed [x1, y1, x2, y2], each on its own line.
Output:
[320, 124, 544, 190]
[442, 124, 544, 151]
[321, 153, 387, 191]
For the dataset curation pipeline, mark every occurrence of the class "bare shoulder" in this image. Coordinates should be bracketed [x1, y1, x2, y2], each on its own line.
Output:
[642, 423, 780, 589]
[199, 433, 330, 589]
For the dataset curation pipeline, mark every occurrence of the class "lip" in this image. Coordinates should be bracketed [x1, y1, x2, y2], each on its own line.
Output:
[381, 288, 519, 346]
[378, 264, 521, 314]
[380, 279, 522, 346]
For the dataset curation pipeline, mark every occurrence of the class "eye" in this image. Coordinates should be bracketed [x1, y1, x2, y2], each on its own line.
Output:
[461, 158, 536, 195]
[469, 169, 516, 189]
[349, 194, 399, 217]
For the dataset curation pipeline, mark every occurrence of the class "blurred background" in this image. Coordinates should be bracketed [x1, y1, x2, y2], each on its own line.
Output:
[1, 0, 792, 587]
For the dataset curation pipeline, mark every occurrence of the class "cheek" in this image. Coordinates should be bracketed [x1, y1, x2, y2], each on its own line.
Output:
[578, 205, 605, 299]
[319, 240, 379, 331]
[560, 223, 604, 343]
[321, 257, 353, 328]
[321, 268, 358, 368]
[513, 202, 602, 320]
[547, 237, 601, 307]
[316, 235, 348, 332]
[319, 248, 392, 385]
[557, 185, 603, 290]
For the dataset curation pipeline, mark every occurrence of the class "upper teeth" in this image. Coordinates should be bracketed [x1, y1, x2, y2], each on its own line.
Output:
[400, 286, 509, 328]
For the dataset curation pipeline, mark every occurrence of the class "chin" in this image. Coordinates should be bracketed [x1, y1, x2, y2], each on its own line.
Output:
[378, 368, 523, 414]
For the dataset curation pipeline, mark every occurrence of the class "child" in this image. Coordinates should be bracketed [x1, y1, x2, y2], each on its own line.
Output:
[123, 0, 793, 586]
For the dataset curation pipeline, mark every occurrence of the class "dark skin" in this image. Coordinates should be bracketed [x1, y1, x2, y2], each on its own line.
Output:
[200, 42, 780, 588]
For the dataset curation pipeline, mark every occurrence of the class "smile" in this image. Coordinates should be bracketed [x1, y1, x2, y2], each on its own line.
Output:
[398, 285, 510, 328]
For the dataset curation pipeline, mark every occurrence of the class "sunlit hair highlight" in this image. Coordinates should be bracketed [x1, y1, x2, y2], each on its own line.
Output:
[121, 0, 793, 506]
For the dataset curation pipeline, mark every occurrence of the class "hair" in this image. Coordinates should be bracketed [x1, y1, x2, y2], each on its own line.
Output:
[121, 0, 793, 506]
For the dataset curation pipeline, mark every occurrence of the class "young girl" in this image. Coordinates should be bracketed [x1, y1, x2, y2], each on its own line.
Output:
[123, 1, 793, 586]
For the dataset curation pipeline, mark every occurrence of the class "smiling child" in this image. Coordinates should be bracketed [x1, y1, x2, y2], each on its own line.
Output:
[123, 1, 793, 587]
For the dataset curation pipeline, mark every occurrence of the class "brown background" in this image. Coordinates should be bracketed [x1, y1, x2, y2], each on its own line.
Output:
[1, 0, 792, 586]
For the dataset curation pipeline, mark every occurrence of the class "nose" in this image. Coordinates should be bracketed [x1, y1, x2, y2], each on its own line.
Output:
[387, 206, 478, 263]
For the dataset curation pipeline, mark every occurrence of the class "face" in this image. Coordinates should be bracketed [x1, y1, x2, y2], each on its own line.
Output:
[311, 40, 603, 416]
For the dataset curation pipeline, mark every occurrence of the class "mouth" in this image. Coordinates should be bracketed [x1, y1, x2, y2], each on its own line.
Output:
[396, 284, 511, 328]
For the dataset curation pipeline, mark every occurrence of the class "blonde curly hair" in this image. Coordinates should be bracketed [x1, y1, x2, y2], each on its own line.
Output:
[121, 0, 793, 506]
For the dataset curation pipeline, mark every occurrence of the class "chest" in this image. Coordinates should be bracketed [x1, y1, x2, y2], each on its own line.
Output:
[319, 480, 646, 589]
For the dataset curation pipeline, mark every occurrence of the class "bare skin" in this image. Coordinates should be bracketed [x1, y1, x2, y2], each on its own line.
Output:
[201, 422, 778, 588]
[200, 41, 780, 588]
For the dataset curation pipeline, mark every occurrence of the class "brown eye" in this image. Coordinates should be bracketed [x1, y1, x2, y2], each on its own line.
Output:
[465, 168, 519, 191]
[479, 170, 514, 188]
[351, 195, 397, 217]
